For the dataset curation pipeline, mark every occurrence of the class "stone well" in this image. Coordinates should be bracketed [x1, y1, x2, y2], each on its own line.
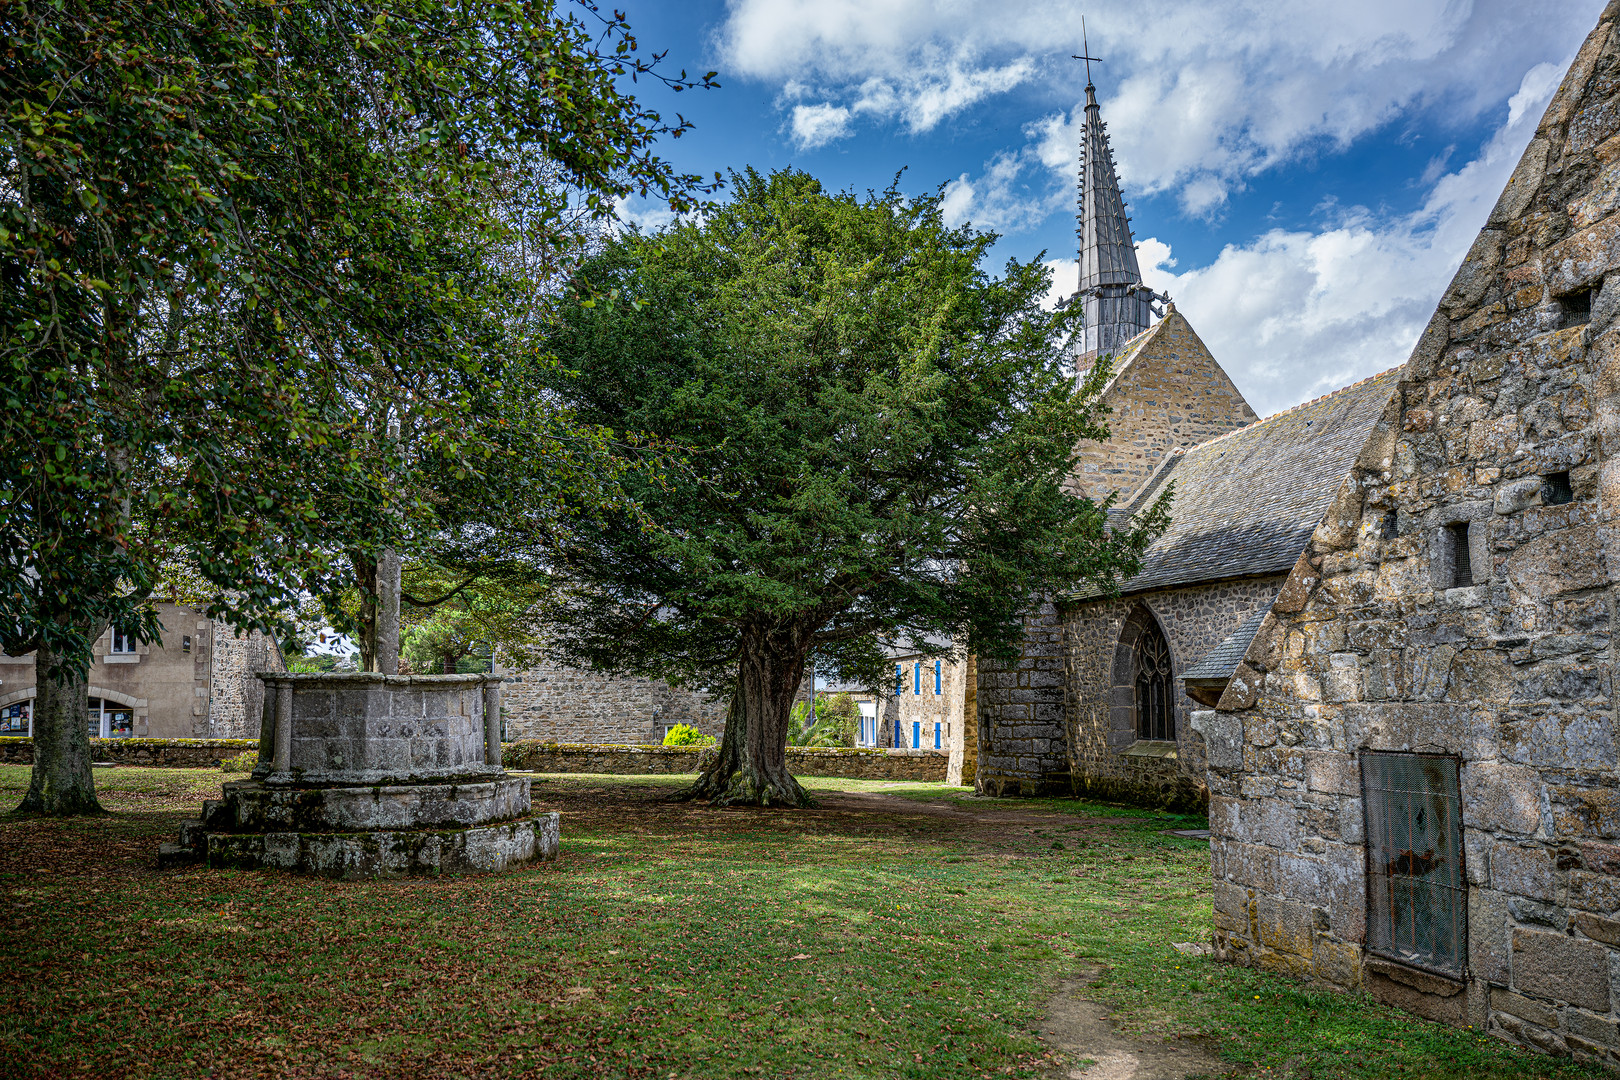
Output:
[159, 673, 558, 878]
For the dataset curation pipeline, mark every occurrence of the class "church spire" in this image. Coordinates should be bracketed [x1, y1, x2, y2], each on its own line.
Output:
[1072, 37, 1165, 358]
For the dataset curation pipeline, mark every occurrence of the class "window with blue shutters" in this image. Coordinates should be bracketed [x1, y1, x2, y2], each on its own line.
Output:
[911, 721, 920, 748]
[896, 663, 903, 692]
[933, 722, 941, 749]
[934, 660, 942, 694]
[913, 662, 921, 694]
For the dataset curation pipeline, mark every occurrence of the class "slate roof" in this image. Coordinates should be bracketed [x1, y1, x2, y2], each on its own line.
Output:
[1182, 608, 1270, 681]
[1083, 367, 1401, 597]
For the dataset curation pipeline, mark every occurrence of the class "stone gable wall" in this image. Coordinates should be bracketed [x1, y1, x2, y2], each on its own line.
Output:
[1062, 576, 1282, 809]
[1067, 309, 1258, 504]
[1201, 4, 1620, 1064]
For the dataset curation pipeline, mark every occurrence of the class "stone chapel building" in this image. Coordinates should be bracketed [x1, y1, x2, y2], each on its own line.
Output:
[989, 1, 1620, 1064]
[1192, 3, 1620, 1060]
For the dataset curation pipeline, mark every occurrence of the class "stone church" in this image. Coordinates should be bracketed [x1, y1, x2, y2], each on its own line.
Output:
[979, 1, 1620, 1064]
[971, 60, 1401, 809]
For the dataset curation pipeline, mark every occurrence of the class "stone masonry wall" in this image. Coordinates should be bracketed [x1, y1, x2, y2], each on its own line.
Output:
[1067, 308, 1258, 504]
[1201, 6, 1620, 1065]
[976, 602, 1069, 796]
[0, 737, 256, 767]
[947, 653, 978, 786]
[208, 623, 283, 739]
[503, 741, 948, 782]
[887, 654, 964, 751]
[1062, 576, 1282, 809]
[499, 660, 727, 744]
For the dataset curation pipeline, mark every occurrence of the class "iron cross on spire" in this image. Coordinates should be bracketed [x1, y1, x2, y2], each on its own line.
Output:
[1071, 16, 1102, 86]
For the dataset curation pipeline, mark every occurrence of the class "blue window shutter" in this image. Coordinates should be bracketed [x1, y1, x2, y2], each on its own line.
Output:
[934, 722, 941, 749]
[912, 721, 920, 748]
[934, 660, 942, 694]
[914, 662, 921, 695]
[896, 663, 902, 692]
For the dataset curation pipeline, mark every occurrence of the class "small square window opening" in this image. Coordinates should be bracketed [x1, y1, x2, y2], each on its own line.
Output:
[1381, 510, 1399, 541]
[1559, 287, 1594, 327]
[1543, 470, 1573, 506]
[182, 635, 192, 653]
[1447, 523, 1473, 588]
[109, 628, 136, 654]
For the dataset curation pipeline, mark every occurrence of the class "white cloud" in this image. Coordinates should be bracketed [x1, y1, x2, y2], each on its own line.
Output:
[720, 0, 1606, 206]
[1124, 59, 1564, 416]
[938, 150, 1062, 233]
[613, 195, 680, 234]
[789, 103, 854, 149]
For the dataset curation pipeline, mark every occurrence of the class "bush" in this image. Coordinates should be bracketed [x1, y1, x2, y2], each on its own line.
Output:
[787, 693, 859, 748]
[663, 724, 715, 747]
[286, 654, 338, 674]
[221, 750, 258, 773]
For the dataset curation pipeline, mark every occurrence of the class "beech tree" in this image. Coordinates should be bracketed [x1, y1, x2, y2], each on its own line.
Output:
[539, 169, 1169, 807]
[1, 0, 714, 815]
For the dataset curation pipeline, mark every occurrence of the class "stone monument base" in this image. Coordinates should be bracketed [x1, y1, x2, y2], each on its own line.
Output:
[158, 672, 557, 879]
[159, 780, 558, 879]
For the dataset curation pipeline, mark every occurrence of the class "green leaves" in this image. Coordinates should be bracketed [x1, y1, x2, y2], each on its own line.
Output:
[538, 166, 1167, 688]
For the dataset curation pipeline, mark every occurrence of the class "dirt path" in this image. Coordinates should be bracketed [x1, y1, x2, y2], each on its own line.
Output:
[1041, 975, 1227, 1080]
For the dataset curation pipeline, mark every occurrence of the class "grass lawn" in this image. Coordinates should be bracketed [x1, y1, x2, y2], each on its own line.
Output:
[0, 765, 1599, 1080]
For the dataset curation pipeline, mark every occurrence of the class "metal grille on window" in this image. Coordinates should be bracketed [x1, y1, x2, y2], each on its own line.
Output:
[1134, 621, 1173, 741]
[1361, 752, 1465, 976]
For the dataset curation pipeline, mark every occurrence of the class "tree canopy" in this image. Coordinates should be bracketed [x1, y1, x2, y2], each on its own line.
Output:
[538, 168, 1169, 806]
[1, 0, 714, 814]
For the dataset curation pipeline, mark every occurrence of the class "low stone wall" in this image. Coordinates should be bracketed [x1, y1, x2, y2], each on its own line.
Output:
[0, 737, 954, 783]
[502, 741, 951, 783]
[0, 737, 256, 767]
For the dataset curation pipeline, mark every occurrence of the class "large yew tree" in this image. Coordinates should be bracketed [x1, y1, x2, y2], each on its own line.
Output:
[540, 169, 1168, 807]
[0, 0, 713, 815]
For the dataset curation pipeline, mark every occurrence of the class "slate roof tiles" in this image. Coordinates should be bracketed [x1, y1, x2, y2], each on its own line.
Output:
[1091, 367, 1401, 597]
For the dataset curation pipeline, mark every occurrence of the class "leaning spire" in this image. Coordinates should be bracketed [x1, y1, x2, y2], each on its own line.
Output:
[1072, 29, 1166, 359]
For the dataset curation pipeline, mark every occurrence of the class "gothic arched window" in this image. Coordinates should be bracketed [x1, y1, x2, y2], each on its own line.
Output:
[1134, 620, 1174, 741]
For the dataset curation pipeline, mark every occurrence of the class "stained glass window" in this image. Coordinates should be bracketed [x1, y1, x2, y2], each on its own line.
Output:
[1134, 620, 1174, 741]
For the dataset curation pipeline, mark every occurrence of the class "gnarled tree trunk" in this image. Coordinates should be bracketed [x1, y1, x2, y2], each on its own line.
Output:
[678, 623, 813, 808]
[15, 642, 105, 816]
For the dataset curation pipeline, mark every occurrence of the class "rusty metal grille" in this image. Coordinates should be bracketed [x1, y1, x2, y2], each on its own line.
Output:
[1361, 751, 1465, 976]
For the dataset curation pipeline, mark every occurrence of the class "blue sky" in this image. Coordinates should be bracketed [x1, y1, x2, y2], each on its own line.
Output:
[610, 0, 1607, 416]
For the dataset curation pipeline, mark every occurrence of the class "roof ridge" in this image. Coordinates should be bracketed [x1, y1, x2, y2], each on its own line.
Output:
[1180, 365, 1401, 453]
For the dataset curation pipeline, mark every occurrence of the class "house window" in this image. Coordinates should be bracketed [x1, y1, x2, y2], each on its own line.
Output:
[1362, 751, 1465, 976]
[86, 697, 134, 739]
[0, 702, 31, 736]
[1447, 523, 1473, 587]
[1543, 470, 1573, 506]
[1134, 619, 1174, 741]
[182, 635, 192, 653]
[911, 721, 920, 749]
[913, 662, 921, 695]
[933, 721, 941, 749]
[895, 663, 903, 693]
[108, 628, 136, 654]
[934, 660, 942, 695]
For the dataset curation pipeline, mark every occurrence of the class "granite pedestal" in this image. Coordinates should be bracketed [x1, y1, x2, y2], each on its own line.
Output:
[159, 673, 557, 878]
